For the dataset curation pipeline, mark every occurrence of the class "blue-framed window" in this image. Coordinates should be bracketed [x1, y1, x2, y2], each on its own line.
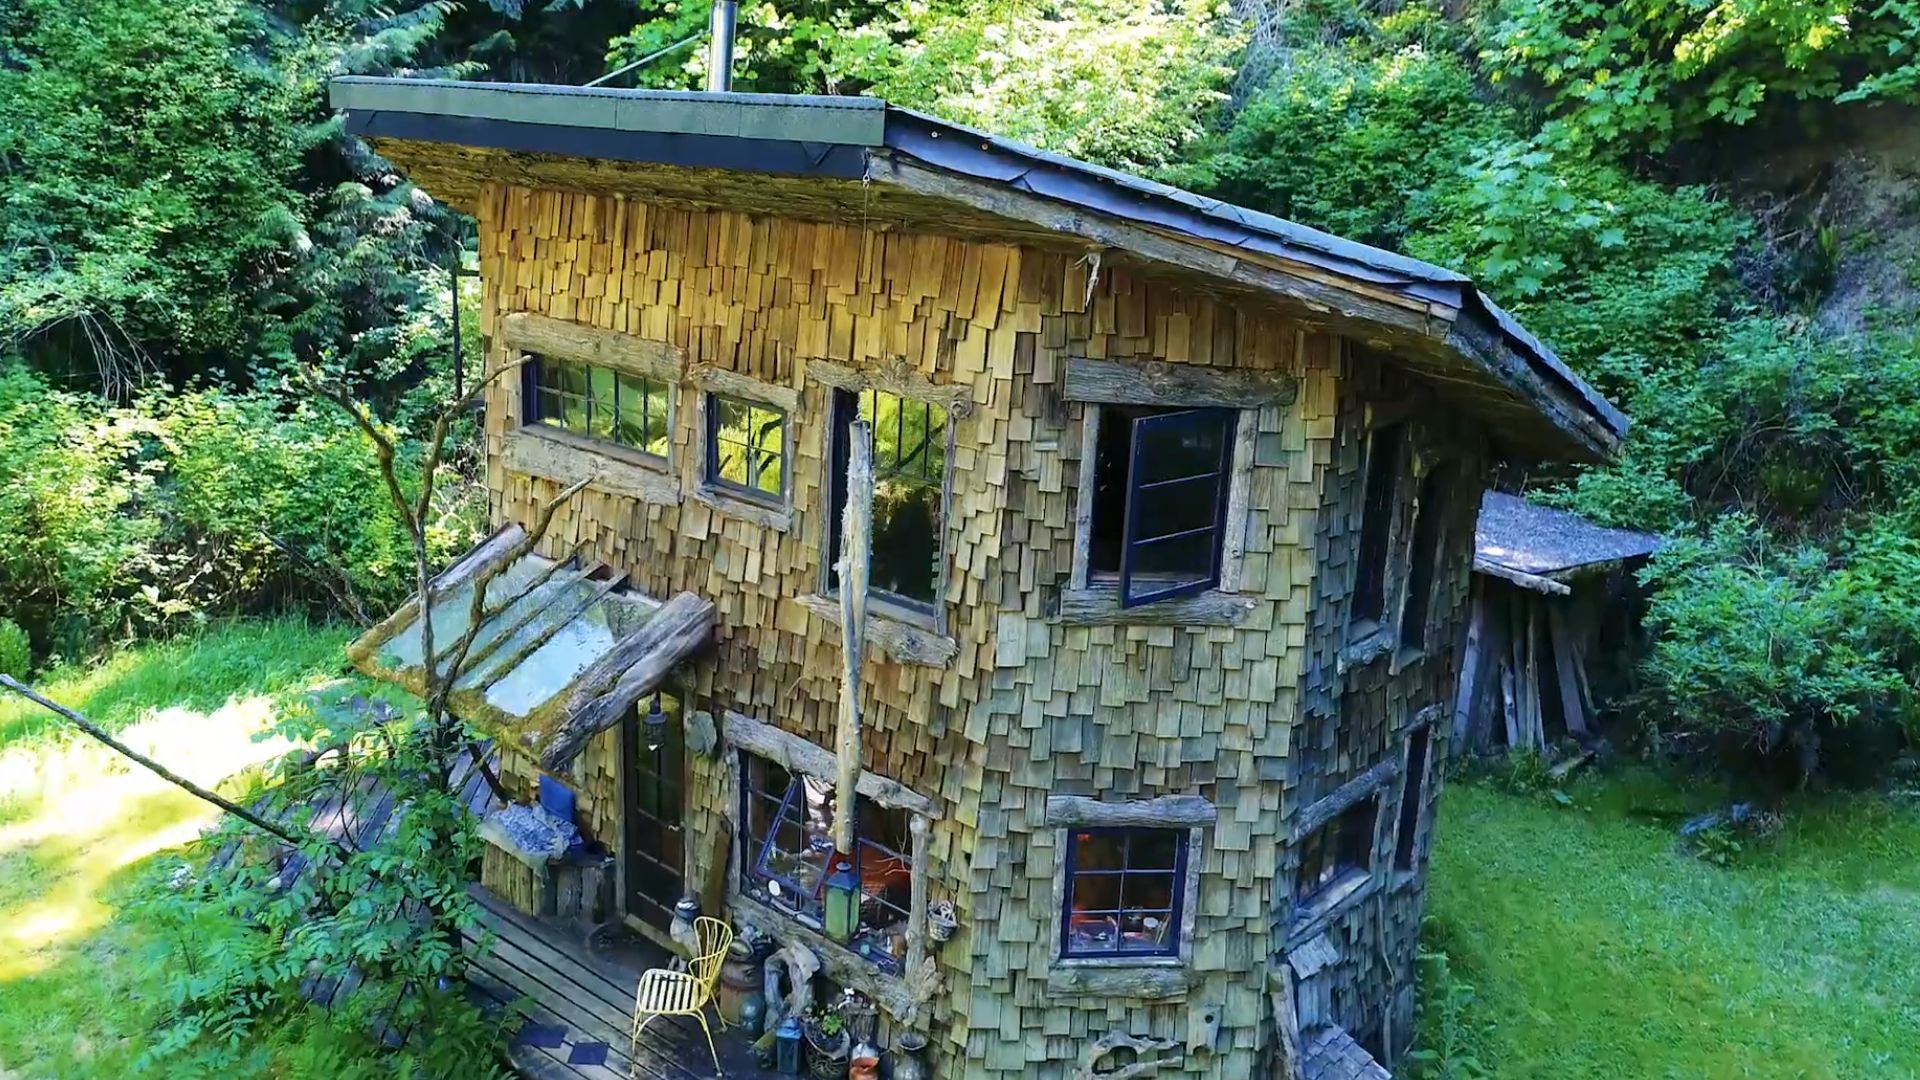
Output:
[1060, 827, 1187, 959]
[1295, 797, 1376, 911]
[706, 393, 787, 504]
[1087, 406, 1236, 608]
[522, 353, 671, 458]
[827, 387, 949, 610]
[738, 752, 913, 973]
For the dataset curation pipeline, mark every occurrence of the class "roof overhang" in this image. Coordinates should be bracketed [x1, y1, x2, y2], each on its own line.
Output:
[1474, 491, 1661, 593]
[329, 77, 1627, 464]
[347, 524, 714, 771]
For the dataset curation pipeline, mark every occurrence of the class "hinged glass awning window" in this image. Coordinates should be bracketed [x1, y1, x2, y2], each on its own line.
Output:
[347, 524, 714, 770]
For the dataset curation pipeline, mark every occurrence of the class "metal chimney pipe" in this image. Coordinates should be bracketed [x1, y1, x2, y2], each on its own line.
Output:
[706, 0, 737, 93]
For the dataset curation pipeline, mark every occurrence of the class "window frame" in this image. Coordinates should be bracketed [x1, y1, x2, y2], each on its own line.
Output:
[821, 382, 956, 625]
[1398, 461, 1454, 652]
[703, 391, 790, 507]
[1394, 723, 1434, 874]
[1294, 796, 1377, 910]
[1350, 420, 1408, 632]
[1091, 406, 1238, 609]
[1058, 825, 1190, 961]
[736, 749, 915, 976]
[1067, 402, 1258, 619]
[520, 352, 675, 463]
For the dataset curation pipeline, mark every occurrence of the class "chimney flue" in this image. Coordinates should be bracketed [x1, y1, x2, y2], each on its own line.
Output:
[706, 0, 737, 93]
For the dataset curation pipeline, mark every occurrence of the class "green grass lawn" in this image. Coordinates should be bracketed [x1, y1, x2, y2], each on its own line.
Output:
[0, 617, 354, 1079]
[1423, 769, 1920, 1080]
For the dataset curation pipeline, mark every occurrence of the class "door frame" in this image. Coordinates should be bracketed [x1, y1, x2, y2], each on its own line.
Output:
[616, 679, 691, 948]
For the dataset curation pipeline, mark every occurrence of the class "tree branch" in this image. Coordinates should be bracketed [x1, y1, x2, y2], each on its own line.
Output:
[0, 675, 343, 854]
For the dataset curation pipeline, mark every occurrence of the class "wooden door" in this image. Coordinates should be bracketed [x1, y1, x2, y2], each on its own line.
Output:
[621, 699, 685, 930]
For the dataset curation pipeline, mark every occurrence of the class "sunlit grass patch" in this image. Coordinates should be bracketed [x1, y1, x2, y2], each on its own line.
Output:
[1421, 770, 1920, 1079]
[0, 616, 359, 1077]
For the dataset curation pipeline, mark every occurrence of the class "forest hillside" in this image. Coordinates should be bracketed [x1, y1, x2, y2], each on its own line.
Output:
[4, 0, 1920, 813]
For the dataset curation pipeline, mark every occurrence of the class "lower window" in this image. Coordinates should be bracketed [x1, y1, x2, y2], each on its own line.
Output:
[1061, 827, 1187, 959]
[1296, 797, 1377, 911]
[739, 752, 912, 973]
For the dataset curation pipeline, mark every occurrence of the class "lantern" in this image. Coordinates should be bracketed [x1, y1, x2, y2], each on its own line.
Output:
[774, 1015, 805, 1075]
[644, 692, 667, 751]
[824, 855, 860, 943]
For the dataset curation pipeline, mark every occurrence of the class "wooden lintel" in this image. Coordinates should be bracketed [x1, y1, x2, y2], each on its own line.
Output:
[720, 709, 939, 818]
[1294, 758, 1399, 840]
[500, 311, 684, 380]
[1045, 794, 1218, 829]
[1473, 557, 1572, 596]
[1064, 356, 1298, 410]
[689, 363, 802, 413]
[795, 594, 958, 668]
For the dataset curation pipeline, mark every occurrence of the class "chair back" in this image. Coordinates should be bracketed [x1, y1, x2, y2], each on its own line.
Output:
[690, 916, 734, 992]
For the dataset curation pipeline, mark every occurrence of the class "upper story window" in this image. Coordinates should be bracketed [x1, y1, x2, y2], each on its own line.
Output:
[1296, 797, 1376, 907]
[1060, 826, 1187, 959]
[828, 387, 949, 611]
[706, 393, 787, 504]
[1352, 422, 1407, 627]
[1399, 463, 1453, 650]
[739, 752, 913, 973]
[1088, 406, 1236, 608]
[525, 353, 671, 459]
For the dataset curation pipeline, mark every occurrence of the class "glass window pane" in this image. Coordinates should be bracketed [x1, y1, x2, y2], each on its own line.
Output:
[1129, 830, 1180, 871]
[644, 380, 671, 457]
[1071, 873, 1122, 913]
[588, 367, 617, 441]
[1074, 831, 1125, 872]
[1130, 531, 1216, 581]
[1132, 476, 1222, 539]
[1134, 410, 1228, 484]
[1120, 872, 1174, 912]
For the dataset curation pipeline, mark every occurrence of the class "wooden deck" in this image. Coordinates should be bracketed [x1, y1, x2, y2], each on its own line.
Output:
[222, 746, 770, 1079]
[465, 885, 775, 1080]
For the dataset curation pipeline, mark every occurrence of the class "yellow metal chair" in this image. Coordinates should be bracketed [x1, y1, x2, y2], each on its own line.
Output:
[631, 916, 734, 1077]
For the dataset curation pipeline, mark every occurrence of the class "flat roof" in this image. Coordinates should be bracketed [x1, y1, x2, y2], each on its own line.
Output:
[328, 78, 1627, 460]
[1475, 492, 1661, 580]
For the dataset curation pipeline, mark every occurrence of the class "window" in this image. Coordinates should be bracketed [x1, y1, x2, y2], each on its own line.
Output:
[828, 388, 948, 611]
[1352, 423, 1406, 626]
[1399, 464, 1452, 650]
[524, 354, 671, 458]
[1087, 406, 1236, 608]
[1060, 827, 1187, 959]
[739, 753, 913, 973]
[1296, 798, 1376, 907]
[1395, 726, 1432, 872]
[706, 394, 787, 504]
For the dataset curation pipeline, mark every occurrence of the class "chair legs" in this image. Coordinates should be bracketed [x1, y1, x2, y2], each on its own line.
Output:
[631, 1009, 725, 1078]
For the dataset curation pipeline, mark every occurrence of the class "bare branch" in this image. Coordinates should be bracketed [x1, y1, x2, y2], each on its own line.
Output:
[264, 532, 374, 628]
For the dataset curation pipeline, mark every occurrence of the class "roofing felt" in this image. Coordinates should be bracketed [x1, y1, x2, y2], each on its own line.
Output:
[1475, 491, 1661, 579]
[327, 79, 1627, 456]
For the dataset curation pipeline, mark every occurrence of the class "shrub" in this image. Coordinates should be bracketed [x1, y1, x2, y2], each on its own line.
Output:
[1638, 514, 1920, 788]
[0, 618, 29, 679]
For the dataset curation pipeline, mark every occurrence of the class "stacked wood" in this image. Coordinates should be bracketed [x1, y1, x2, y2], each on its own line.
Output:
[1451, 575, 1601, 756]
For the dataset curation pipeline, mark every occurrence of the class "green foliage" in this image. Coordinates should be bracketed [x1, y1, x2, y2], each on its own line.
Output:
[134, 691, 510, 1078]
[1482, 0, 1920, 152]
[1171, 45, 1511, 247]
[1639, 514, 1920, 784]
[0, 0, 314, 382]
[1406, 945, 1491, 1080]
[0, 366, 483, 659]
[859, 0, 1239, 173]
[0, 618, 29, 680]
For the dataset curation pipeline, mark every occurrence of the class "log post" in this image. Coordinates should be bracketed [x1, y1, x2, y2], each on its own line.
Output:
[834, 419, 873, 853]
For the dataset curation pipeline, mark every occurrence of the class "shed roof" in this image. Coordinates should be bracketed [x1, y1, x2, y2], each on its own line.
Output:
[1475, 492, 1661, 585]
[327, 78, 1626, 463]
[347, 524, 714, 770]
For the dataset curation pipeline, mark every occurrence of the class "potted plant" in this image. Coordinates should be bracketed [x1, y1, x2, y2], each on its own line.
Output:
[804, 1005, 848, 1078]
[928, 899, 958, 943]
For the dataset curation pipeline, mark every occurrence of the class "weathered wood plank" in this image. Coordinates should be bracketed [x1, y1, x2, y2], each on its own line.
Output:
[1047, 963, 1194, 1001]
[501, 311, 685, 380]
[1045, 794, 1218, 828]
[1057, 585, 1258, 627]
[1473, 556, 1572, 596]
[720, 709, 938, 817]
[538, 591, 716, 769]
[794, 593, 957, 667]
[1064, 356, 1298, 410]
[502, 429, 681, 507]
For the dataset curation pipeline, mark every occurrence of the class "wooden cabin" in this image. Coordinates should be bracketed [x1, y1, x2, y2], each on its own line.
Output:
[1454, 493, 1659, 759]
[327, 79, 1626, 1080]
